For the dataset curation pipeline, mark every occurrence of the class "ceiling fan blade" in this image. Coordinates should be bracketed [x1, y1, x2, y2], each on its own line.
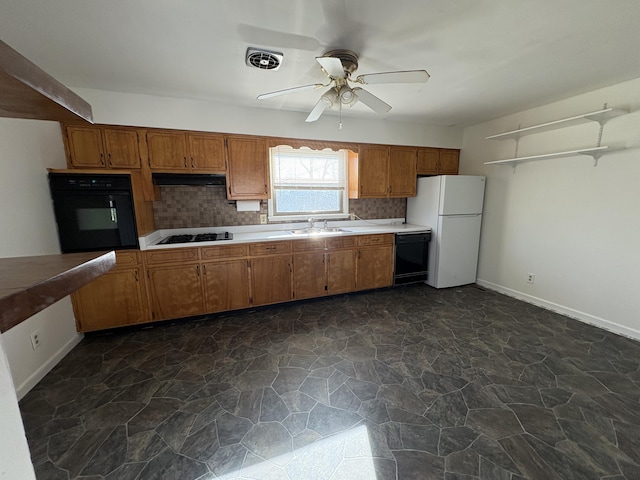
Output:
[316, 56, 346, 78]
[257, 84, 324, 100]
[352, 88, 391, 113]
[305, 98, 327, 122]
[355, 70, 430, 85]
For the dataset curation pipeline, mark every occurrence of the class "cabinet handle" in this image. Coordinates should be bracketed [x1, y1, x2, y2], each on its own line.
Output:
[196, 265, 200, 276]
[191, 157, 195, 168]
[203, 264, 207, 275]
[184, 156, 187, 168]
[99, 153, 105, 166]
[107, 153, 112, 167]
[134, 270, 139, 282]
[228, 186, 232, 197]
[264, 184, 268, 194]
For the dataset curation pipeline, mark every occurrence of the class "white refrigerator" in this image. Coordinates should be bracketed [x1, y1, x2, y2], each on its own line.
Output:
[406, 175, 486, 288]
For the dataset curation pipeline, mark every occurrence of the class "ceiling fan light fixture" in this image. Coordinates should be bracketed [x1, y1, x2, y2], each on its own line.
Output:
[321, 89, 338, 108]
[338, 86, 358, 106]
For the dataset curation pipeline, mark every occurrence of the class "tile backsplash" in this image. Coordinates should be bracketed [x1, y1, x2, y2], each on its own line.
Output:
[153, 186, 407, 229]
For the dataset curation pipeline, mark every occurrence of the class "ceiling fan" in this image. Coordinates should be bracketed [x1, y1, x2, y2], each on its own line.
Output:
[257, 49, 430, 124]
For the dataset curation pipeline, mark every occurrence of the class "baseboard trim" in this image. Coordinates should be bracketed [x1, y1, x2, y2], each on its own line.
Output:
[15, 334, 83, 400]
[476, 279, 640, 341]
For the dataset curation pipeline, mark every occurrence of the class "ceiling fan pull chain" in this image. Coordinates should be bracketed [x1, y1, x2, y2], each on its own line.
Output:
[339, 100, 343, 129]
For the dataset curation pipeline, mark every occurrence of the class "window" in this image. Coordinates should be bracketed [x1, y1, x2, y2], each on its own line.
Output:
[268, 146, 349, 221]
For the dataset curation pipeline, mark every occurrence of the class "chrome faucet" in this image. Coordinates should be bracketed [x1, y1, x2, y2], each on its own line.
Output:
[308, 217, 315, 229]
[323, 219, 329, 230]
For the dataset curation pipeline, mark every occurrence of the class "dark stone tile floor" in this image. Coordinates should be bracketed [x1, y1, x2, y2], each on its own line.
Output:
[19, 284, 640, 479]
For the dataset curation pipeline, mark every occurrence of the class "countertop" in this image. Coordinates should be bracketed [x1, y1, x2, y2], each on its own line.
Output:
[139, 218, 431, 250]
[0, 251, 116, 332]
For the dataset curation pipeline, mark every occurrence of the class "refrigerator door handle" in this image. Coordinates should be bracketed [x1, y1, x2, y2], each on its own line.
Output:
[441, 213, 481, 218]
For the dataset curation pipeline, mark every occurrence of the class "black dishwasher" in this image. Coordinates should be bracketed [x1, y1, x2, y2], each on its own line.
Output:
[394, 232, 431, 285]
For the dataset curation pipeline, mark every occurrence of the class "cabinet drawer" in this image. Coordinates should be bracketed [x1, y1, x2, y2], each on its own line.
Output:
[249, 241, 291, 256]
[201, 244, 249, 260]
[292, 238, 326, 252]
[144, 248, 199, 265]
[114, 250, 141, 268]
[357, 234, 394, 246]
[326, 236, 357, 250]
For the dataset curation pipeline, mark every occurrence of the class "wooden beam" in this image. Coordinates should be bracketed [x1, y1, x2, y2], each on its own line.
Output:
[0, 39, 93, 123]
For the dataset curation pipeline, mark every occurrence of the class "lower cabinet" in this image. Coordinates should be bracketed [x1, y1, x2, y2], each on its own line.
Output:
[203, 259, 251, 312]
[71, 251, 148, 332]
[76, 234, 396, 332]
[356, 235, 394, 291]
[146, 264, 205, 321]
[250, 255, 293, 305]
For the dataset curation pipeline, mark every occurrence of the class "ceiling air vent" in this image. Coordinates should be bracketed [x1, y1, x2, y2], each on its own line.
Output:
[246, 48, 283, 71]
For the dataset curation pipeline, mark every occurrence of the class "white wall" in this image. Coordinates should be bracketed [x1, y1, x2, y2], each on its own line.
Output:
[72, 88, 463, 148]
[460, 77, 640, 339]
[0, 118, 83, 398]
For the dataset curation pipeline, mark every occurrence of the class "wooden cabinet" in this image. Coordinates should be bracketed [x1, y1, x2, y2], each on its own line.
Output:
[144, 247, 204, 321]
[293, 252, 326, 300]
[203, 259, 251, 312]
[201, 244, 250, 312]
[389, 146, 417, 197]
[251, 255, 292, 306]
[71, 251, 148, 332]
[357, 145, 389, 198]
[417, 148, 460, 175]
[225, 135, 270, 200]
[146, 130, 189, 170]
[65, 125, 141, 169]
[146, 263, 205, 321]
[327, 249, 357, 295]
[189, 133, 225, 172]
[146, 130, 225, 173]
[350, 145, 417, 198]
[356, 234, 394, 291]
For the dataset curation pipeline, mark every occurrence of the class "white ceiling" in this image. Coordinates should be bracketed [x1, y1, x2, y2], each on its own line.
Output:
[2, 0, 640, 127]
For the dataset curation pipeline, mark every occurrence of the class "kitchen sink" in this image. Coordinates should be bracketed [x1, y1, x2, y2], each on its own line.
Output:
[288, 227, 351, 235]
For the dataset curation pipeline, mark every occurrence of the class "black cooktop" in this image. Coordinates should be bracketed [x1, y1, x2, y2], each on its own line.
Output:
[158, 232, 233, 244]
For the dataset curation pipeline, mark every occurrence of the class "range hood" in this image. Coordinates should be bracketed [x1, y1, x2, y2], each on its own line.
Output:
[152, 173, 226, 186]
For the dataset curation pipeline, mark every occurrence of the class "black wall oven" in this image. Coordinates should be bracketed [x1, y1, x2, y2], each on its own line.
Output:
[49, 173, 139, 253]
[394, 231, 431, 285]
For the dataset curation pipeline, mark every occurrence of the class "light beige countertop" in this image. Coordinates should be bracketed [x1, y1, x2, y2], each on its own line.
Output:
[139, 218, 431, 250]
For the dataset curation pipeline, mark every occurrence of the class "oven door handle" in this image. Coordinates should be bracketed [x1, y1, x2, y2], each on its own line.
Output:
[109, 199, 117, 223]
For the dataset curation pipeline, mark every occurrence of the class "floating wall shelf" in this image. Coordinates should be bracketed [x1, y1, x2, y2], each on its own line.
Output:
[484, 104, 627, 171]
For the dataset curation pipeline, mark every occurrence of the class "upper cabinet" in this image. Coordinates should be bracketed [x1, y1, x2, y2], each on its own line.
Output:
[225, 135, 270, 200]
[417, 147, 460, 175]
[350, 145, 417, 198]
[146, 130, 225, 173]
[65, 125, 141, 169]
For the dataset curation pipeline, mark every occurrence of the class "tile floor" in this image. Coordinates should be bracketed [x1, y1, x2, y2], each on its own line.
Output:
[19, 284, 640, 479]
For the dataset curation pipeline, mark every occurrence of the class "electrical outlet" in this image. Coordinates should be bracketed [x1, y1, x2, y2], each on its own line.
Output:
[259, 214, 267, 225]
[527, 273, 535, 284]
[30, 331, 41, 350]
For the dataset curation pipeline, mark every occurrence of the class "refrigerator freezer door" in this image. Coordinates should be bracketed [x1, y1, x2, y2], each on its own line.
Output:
[430, 214, 482, 288]
[439, 176, 486, 215]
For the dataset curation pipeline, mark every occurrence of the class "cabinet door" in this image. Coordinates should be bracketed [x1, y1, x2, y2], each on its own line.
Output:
[327, 249, 357, 295]
[66, 126, 105, 168]
[103, 128, 141, 169]
[389, 146, 417, 197]
[293, 252, 326, 300]
[203, 259, 251, 312]
[147, 264, 204, 320]
[188, 133, 225, 172]
[438, 149, 460, 174]
[417, 148, 439, 175]
[147, 131, 188, 170]
[358, 145, 389, 198]
[250, 255, 292, 306]
[356, 245, 394, 291]
[226, 136, 269, 200]
[72, 268, 147, 332]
